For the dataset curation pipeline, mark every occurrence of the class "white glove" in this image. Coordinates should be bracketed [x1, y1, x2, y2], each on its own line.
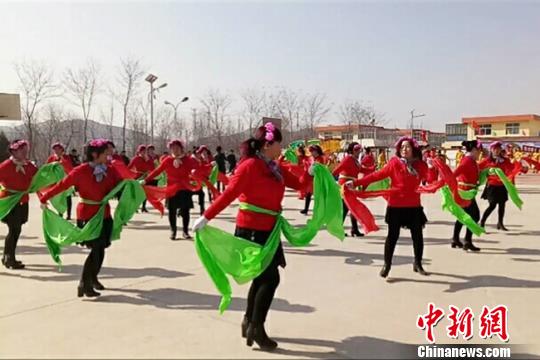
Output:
[139, 179, 146, 185]
[40, 202, 49, 210]
[192, 216, 209, 233]
[308, 163, 316, 176]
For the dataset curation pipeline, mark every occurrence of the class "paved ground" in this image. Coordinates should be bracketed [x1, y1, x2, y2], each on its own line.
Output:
[1, 175, 540, 359]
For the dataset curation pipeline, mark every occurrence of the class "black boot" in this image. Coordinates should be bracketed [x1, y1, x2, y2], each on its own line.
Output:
[77, 283, 100, 298]
[241, 316, 250, 338]
[451, 239, 464, 248]
[497, 223, 509, 231]
[2, 255, 24, 269]
[299, 209, 308, 215]
[351, 229, 364, 237]
[246, 323, 278, 351]
[182, 232, 192, 240]
[92, 278, 105, 290]
[463, 242, 481, 252]
[413, 262, 429, 276]
[379, 263, 391, 278]
[170, 229, 177, 240]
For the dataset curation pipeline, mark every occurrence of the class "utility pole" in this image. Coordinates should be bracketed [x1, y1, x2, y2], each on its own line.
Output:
[410, 109, 426, 137]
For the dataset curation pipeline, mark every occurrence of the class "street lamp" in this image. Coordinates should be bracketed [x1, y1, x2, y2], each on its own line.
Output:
[145, 73, 168, 144]
[165, 97, 189, 140]
[164, 97, 189, 123]
[409, 109, 426, 137]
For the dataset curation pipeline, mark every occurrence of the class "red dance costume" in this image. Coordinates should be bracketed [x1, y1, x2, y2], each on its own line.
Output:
[332, 154, 365, 184]
[146, 155, 198, 189]
[0, 159, 38, 204]
[479, 157, 513, 186]
[128, 155, 156, 178]
[360, 153, 376, 175]
[454, 155, 480, 207]
[204, 157, 305, 231]
[40, 163, 122, 220]
[354, 156, 428, 207]
[302, 155, 325, 194]
[47, 154, 74, 174]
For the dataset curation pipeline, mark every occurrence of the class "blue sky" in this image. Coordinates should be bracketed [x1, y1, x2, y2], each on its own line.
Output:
[1, 1, 539, 131]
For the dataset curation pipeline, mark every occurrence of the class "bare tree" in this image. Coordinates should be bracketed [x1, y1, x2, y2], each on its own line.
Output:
[41, 103, 66, 153]
[200, 89, 232, 145]
[240, 88, 266, 133]
[100, 88, 116, 142]
[339, 100, 385, 126]
[303, 93, 332, 134]
[63, 59, 100, 143]
[14, 59, 56, 159]
[116, 57, 144, 151]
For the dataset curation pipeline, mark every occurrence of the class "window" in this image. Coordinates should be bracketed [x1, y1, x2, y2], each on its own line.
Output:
[446, 123, 467, 136]
[323, 132, 333, 139]
[505, 123, 520, 135]
[342, 132, 353, 140]
[478, 124, 492, 135]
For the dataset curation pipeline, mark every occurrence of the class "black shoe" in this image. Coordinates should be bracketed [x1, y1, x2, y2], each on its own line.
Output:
[246, 323, 278, 351]
[351, 230, 364, 237]
[379, 264, 391, 278]
[463, 243, 481, 252]
[299, 209, 308, 215]
[480, 220, 486, 228]
[183, 232, 192, 240]
[2, 256, 25, 269]
[413, 262, 429, 276]
[66, 216, 72, 220]
[241, 316, 250, 338]
[451, 239, 464, 248]
[141, 208, 149, 213]
[77, 285, 101, 298]
[497, 223, 509, 231]
[170, 230, 177, 240]
[92, 279, 105, 290]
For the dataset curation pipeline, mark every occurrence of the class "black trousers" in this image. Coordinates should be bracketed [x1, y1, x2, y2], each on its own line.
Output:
[2, 203, 29, 262]
[303, 193, 312, 212]
[66, 196, 72, 219]
[453, 199, 480, 244]
[193, 189, 205, 214]
[342, 200, 360, 233]
[77, 218, 112, 287]
[168, 190, 192, 234]
[481, 200, 506, 226]
[235, 227, 281, 325]
[141, 180, 158, 211]
[385, 221, 424, 266]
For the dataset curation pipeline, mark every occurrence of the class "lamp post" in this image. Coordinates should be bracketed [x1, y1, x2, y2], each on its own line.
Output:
[164, 97, 189, 123]
[409, 109, 426, 138]
[145, 74, 167, 144]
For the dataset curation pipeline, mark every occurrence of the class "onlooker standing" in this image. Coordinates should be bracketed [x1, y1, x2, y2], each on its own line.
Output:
[215, 146, 227, 191]
[227, 149, 237, 173]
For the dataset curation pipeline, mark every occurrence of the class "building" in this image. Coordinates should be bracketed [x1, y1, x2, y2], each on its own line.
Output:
[314, 124, 445, 148]
[442, 123, 468, 149]
[462, 114, 540, 147]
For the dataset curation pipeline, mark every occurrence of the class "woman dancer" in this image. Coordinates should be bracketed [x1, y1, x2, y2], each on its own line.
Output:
[192, 123, 309, 351]
[479, 141, 513, 231]
[300, 144, 325, 215]
[191, 145, 214, 214]
[47, 142, 74, 220]
[451, 140, 482, 251]
[128, 145, 156, 212]
[332, 142, 364, 237]
[349, 137, 429, 278]
[40, 139, 123, 296]
[0, 140, 37, 269]
[144, 140, 197, 240]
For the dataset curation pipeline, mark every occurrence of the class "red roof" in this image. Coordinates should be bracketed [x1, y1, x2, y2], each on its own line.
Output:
[462, 114, 540, 124]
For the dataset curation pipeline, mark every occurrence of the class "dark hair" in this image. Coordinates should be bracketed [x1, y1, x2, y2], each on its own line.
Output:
[346, 142, 360, 154]
[107, 140, 116, 148]
[462, 140, 479, 152]
[396, 141, 422, 160]
[365, 147, 372, 154]
[240, 125, 283, 158]
[71, 149, 77, 153]
[85, 142, 109, 162]
[309, 145, 324, 157]
[216, 146, 222, 153]
[297, 145, 306, 156]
